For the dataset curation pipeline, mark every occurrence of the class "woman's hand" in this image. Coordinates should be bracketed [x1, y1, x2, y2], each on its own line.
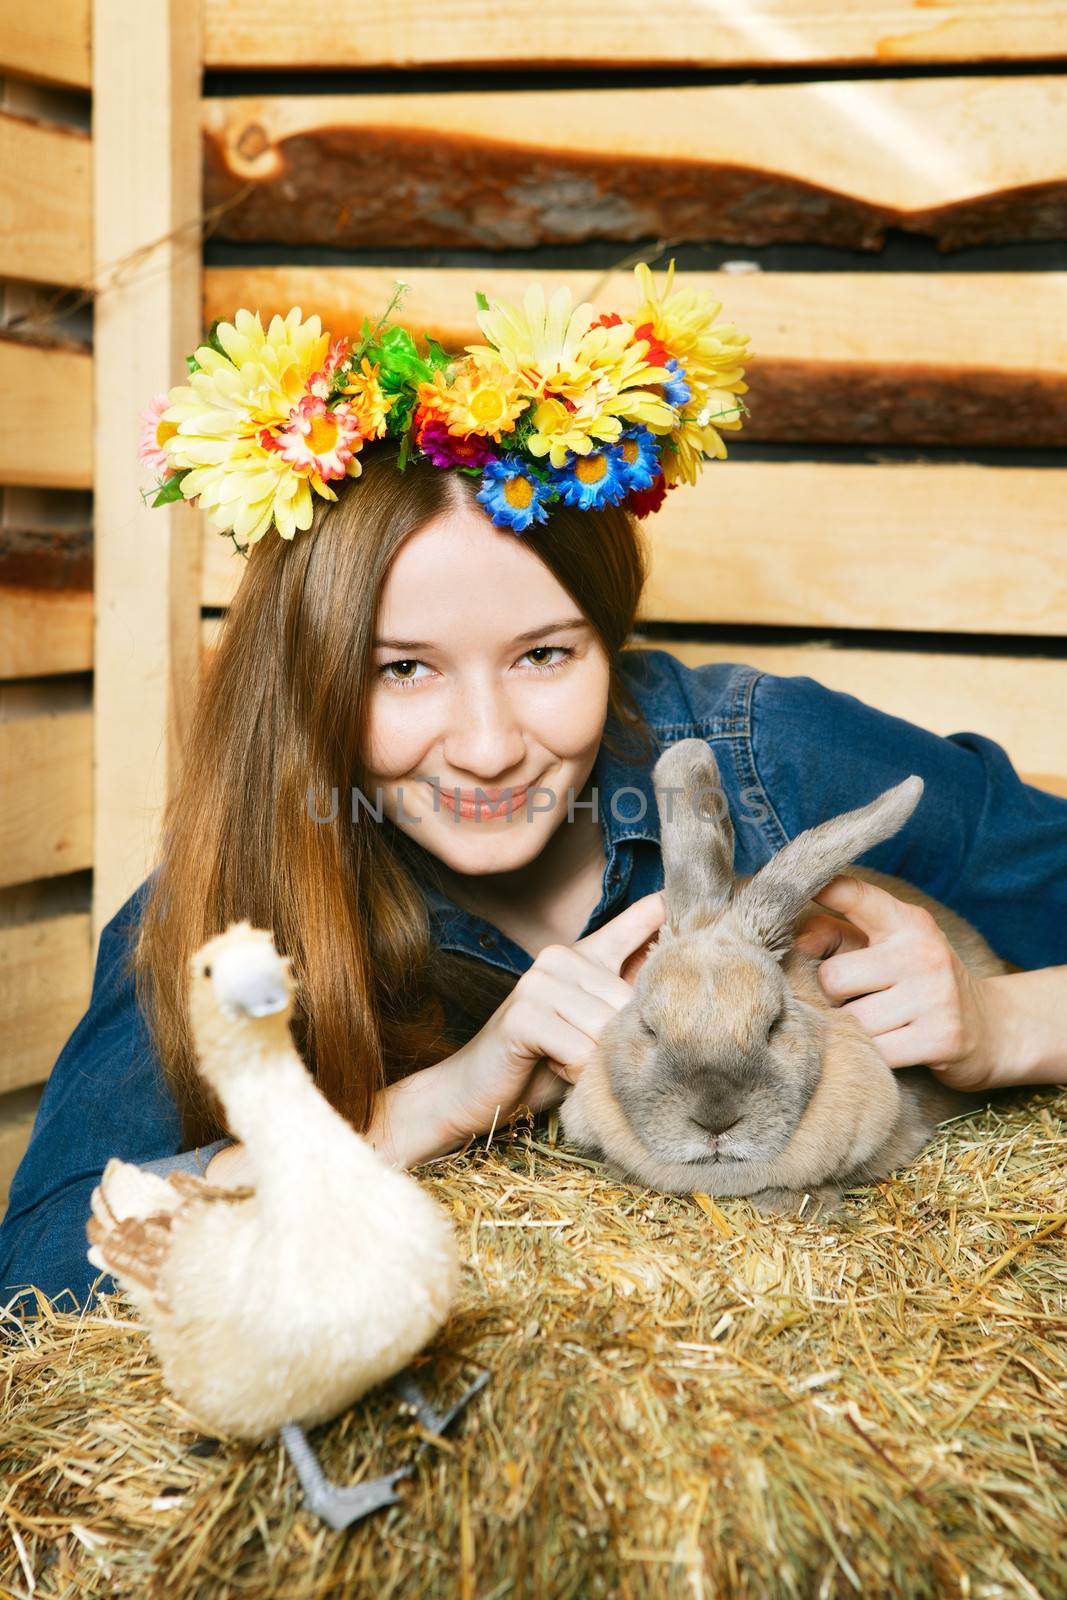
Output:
[444, 891, 668, 1141]
[793, 874, 1003, 1091]
[204, 1141, 254, 1186]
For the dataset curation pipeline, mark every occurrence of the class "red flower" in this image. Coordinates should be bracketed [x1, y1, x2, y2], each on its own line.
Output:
[590, 311, 672, 369]
[625, 474, 669, 519]
[632, 321, 672, 370]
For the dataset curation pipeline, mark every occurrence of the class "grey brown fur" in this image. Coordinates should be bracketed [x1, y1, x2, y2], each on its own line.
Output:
[560, 738, 1008, 1217]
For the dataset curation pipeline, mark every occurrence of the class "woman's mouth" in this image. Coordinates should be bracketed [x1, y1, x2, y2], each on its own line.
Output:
[438, 783, 531, 820]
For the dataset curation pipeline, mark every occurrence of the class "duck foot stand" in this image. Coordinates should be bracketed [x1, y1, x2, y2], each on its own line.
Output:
[281, 1367, 491, 1532]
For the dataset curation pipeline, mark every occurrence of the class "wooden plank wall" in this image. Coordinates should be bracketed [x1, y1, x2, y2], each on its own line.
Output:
[0, 1, 202, 1221]
[198, 7, 1067, 801]
[0, 7, 95, 1214]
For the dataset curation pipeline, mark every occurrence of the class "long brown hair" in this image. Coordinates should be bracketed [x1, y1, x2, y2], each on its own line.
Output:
[134, 447, 659, 1146]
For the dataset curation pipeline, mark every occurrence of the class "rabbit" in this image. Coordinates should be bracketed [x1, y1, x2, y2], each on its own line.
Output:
[559, 737, 1011, 1218]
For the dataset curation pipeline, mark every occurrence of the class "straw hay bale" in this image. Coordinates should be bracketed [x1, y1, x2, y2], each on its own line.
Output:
[2, 1088, 1065, 1599]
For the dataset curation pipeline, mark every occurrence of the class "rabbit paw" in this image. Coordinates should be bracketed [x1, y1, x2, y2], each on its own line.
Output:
[747, 1183, 843, 1220]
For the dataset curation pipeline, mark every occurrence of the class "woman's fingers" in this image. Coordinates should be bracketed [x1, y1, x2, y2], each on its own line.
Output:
[809, 874, 915, 936]
[816, 942, 913, 1002]
[793, 912, 867, 960]
[520, 1058, 571, 1112]
[534, 942, 635, 1012]
[862, 1020, 930, 1071]
[576, 891, 667, 978]
[508, 970, 623, 1082]
[840, 984, 922, 1037]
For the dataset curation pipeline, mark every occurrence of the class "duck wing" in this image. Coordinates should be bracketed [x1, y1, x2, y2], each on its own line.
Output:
[86, 1157, 255, 1315]
[167, 1170, 255, 1203]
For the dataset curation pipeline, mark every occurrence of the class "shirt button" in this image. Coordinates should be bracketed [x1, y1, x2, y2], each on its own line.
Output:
[478, 931, 496, 949]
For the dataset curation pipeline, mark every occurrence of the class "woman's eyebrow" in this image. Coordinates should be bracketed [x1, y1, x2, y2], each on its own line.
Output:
[374, 617, 589, 650]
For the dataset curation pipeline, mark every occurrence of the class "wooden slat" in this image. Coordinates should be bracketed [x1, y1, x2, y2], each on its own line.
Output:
[0, 0, 91, 90]
[203, 267, 1067, 448]
[643, 639, 1067, 797]
[1, 494, 93, 675]
[0, 339, 92, 488]
[203, 79, 1067, 254]
[0, 111, 92, 287]
[0, 913, 91, 1094]
[0, 504, 93, 676]
[0, 1085, 44, 1215]
[0, 586, 92, 676]
[203, 1, 1067, 70]
[641, 463, 1067, 637]
[93, 0, 203, 940]
[0, 711, 92, 888]
[200, 461, 1067, 638]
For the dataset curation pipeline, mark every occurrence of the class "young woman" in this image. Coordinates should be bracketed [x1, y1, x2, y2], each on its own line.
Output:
[4, 266, 1067, 1312]
[2, 449, 1065, 1314]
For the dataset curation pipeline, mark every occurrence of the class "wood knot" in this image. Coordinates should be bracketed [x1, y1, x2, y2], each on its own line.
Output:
[236, 123, 269, 162]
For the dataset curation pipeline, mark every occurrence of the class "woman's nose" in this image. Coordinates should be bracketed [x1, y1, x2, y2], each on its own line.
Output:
[443, 679, 526, 776]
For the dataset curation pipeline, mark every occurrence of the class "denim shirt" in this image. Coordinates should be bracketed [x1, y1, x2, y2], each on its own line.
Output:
[3, 647, 1065, 1313]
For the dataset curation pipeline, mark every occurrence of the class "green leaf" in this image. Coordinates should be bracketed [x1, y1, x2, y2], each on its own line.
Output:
[385, 391, 417, 437]
[150, 472, 188, 507]
[185, 353, 201, 375]
[475, 291, 490, 311]
[204, 319, 229, 361]
[423, 335, 454, 372]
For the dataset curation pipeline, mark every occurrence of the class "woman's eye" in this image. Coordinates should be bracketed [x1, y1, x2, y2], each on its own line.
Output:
[523, 645, 574, 674]
[378, 658, 429, 689]
[377, 645, 575, 691]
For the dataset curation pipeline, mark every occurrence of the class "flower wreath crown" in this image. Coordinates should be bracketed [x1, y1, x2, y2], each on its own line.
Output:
[139, 260, 753, 550]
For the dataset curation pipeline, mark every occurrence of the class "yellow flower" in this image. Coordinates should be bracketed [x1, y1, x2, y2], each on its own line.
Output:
[179, 447, 344, 545]
[662, 384, 749, 487]
[340, 356, 394, 439]
[632, 259, 753, 395]
[415, 361, 527, 441]
[162, 307, 339, 543]
[467, 282, 676, 468]
[466, 282, 596, 399]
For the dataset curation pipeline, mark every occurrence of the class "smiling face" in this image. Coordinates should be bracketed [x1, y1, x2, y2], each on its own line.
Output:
[360, 497, 612, 880]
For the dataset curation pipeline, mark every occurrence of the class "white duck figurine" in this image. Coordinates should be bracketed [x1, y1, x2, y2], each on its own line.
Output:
[86, 920, 487, 1528]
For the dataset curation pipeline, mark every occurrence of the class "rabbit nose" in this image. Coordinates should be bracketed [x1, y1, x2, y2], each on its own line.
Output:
[692, 1112, 740, 1137]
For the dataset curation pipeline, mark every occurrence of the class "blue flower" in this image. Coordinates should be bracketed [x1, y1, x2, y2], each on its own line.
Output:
[476, 456, 554, 533]
[549, 446, 630, 511]
[614, 427, 661, 494]
[663, 358, 691, 409]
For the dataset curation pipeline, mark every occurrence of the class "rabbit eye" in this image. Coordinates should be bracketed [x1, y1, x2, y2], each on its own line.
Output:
[768, 1007, 786, 1038]
[640, 1017, 657, 1041]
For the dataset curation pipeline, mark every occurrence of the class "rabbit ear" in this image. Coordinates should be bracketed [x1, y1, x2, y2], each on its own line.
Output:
[734, 774, 924, 954]
[652, 737, 735, 934]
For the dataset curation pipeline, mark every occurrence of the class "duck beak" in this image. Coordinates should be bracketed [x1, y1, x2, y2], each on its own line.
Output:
[212, 963, 290, 1018]
[237, 987, 289, 1018]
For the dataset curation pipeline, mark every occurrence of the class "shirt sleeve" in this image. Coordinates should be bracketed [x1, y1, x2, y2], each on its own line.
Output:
[0, 876, 193, 1315]
[747, 670, 1067, 971]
